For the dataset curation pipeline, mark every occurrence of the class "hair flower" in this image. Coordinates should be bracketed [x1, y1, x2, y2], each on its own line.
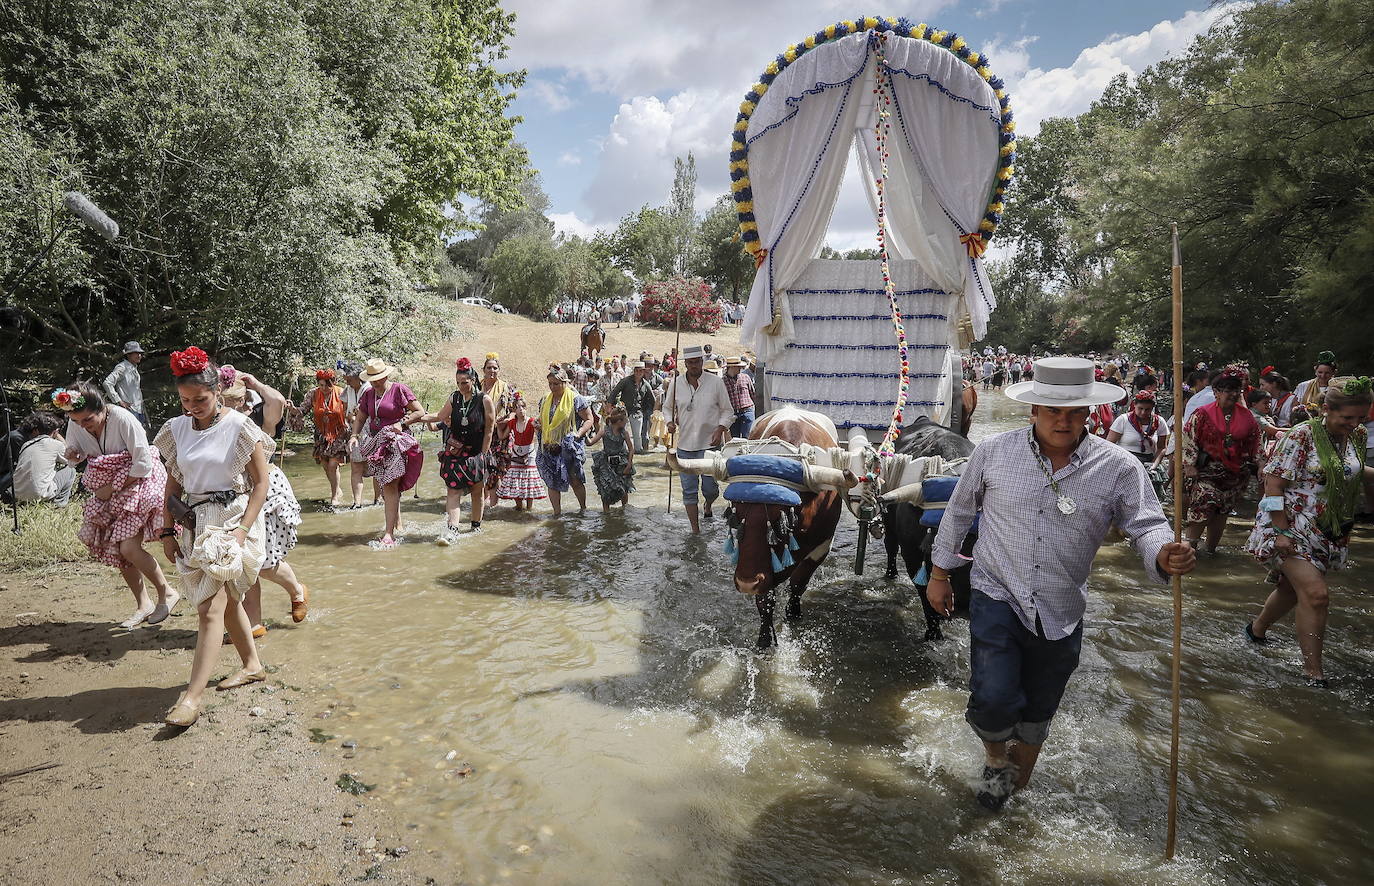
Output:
[219, 364, 238, 389]
[170, 346, 211, 377]
[316, 368, 336, 381]
[51, 388, 86, 412]
[455, 357, 473, 373]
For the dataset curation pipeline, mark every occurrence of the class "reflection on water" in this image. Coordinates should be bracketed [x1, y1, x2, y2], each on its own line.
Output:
[258, 393, 1374, 884]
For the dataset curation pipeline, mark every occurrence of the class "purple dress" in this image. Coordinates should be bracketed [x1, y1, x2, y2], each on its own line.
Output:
[359, 383, 424, 490]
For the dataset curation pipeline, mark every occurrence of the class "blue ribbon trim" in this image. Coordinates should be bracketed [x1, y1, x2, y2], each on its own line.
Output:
[788, 287, 945, 295]
[773, 397, 943, 408]
[792, 313, 947, 322]
[767, 370, 945, 379]
[784, 342, 949, 351]
[882, 64, 1000, 123]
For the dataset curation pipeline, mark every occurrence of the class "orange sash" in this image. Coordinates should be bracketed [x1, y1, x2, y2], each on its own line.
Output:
[312, 385, 347, 443]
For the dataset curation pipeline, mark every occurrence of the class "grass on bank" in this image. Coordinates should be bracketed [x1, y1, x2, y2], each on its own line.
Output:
[0, 502, 85, 572]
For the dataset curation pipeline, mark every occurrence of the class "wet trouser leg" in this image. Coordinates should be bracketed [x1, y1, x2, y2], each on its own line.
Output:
[965, 590, 1084, 746]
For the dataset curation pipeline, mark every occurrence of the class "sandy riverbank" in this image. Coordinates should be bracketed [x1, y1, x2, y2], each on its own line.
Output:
[0, 562, 447, 884]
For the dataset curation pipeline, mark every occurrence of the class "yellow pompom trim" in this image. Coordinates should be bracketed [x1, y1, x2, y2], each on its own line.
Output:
[979, 219, 995, 232]
[824, 25, 836, 38]
[734, 119, 748, 133]
[784, 48, 797, 62]
[804, 35, 816, 48]
[765, 61, 779, 76]
[729, 159, 748, 173]
[863, 16, 878, 29]
[952, 37, 967, 51]
[967, 52, 980, 65]
[736, 200, 754, 213]
[739, 100, 755, 115]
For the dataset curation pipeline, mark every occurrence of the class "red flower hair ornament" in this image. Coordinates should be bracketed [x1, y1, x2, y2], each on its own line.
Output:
[316, 368, 336, 381]
[455, 357, 474, 374]
[170, 346, 211, 377]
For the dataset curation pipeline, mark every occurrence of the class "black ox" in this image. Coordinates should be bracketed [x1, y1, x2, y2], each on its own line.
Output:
[879, 417, 977, 641]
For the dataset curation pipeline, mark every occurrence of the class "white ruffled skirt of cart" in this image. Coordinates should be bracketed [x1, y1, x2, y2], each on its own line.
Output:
[173, 494, 267, 607]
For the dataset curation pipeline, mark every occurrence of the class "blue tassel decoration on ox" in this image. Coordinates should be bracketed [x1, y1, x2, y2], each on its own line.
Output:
[915, 563, 930, 586]
[779, 545, 794, 568]
[770, 549, 785, 573]
[724, 531, 738, 564]
[787, 533, 800, 551]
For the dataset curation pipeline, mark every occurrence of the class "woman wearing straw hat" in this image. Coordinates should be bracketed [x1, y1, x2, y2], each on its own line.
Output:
[927, 356, 1196, 811]
[348, 358, 424, 549]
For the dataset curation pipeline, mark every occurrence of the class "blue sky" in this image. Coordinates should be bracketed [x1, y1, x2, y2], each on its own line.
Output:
[502, 1, 1235, 250]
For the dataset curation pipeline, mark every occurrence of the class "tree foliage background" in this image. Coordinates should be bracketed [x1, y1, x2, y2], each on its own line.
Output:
[988, 0, 1374, 374]
[0, 0, 527, 382]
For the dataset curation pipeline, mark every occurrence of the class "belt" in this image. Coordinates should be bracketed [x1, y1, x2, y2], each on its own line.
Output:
[188, 490, 239, 508]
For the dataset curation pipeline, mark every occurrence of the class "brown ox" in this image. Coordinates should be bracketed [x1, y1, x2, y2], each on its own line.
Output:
[727, 409, 847, 650]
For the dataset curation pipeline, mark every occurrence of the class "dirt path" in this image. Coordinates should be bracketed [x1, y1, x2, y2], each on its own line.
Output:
[0, 564, 440, 884]
[406, 308, 748, 400]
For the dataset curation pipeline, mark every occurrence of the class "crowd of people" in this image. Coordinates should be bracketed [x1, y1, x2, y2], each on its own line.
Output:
[3, 332, 764, 729]
[972, 344, 1374, 692]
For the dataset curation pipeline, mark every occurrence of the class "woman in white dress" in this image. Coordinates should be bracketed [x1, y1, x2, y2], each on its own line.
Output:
[153, 348, 272, 728]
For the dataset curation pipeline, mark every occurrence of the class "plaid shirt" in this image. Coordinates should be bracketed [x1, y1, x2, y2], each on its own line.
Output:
[722, 370, 755, 412]
[931, 426, 1173, 640]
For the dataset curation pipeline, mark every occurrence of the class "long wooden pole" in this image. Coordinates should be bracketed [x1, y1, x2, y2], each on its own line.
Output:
[1166, 223, 1185, 860]
[666, 306, 682, 512]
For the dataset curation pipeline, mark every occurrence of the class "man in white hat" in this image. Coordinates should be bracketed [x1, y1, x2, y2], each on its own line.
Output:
[722, 356, 756, 438]
[666, 344, 734, 533]
[927, 356, 1196, 811]
[104, 341, 147, 428]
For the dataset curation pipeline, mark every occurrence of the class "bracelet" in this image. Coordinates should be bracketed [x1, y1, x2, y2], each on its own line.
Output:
[930, 572, 951, 582]
[158, 527, 178, 539]
[237, 523, 251, 533]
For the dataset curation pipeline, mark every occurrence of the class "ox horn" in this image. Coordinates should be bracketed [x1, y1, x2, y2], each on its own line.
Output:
[879, 482, 925, 504]
[803, 464, 858, 492]
[667, 451, 728, 480]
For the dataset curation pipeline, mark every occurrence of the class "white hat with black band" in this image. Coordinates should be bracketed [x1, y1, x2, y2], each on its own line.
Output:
[1004, 357, 1123, 407]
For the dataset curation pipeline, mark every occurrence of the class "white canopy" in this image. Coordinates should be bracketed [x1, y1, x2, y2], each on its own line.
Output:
[738, 30, 1004, 363]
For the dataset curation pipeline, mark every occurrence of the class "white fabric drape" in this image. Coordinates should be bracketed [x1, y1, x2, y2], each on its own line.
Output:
[740, 32, 871, 361]
[763, 259, 959, 431]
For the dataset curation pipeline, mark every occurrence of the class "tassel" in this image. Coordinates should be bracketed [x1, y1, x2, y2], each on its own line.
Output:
[787, 533, 800, 551]
[780, 546, 794, 568]
[731, 546, 740, 565]
[725, 533, 737, 556]
[915, 563, 929, 586]
[770, 549, 784, 573]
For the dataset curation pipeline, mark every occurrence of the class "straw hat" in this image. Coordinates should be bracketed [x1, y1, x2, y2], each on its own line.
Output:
[682, 345, 706, 360]
[724, 355, 744, 367]
[1004, 357, 1123, 407]
[359, 358, 397, 383]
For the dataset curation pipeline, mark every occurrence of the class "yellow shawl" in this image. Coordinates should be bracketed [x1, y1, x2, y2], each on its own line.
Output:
[541, 387, 575, 439]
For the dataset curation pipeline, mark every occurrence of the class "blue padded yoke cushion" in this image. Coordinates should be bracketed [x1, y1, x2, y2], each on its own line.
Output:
[724, 481, 802, 507]
[922, 475, 959, 503]
[725, 454, 806, 485]
[918, 510, 982, 535]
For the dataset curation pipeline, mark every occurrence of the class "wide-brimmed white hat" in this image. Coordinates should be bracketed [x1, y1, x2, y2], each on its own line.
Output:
[359, 358, 397, 383]
[1004, 357, 1123, 407]
[682, 345, 706, 360]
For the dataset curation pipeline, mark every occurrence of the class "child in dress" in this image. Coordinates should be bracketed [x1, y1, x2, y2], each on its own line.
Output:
[588, 407, 636, 511]
[496, 394, 546, 510]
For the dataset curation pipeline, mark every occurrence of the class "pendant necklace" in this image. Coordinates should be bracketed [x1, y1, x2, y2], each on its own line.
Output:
[1029, 429, 1076, 515]
[458, 391, 471, 427]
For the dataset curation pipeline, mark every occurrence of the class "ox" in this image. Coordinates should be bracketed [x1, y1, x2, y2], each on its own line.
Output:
[673, 407, 853, 650]
[881, 416, 977, 641]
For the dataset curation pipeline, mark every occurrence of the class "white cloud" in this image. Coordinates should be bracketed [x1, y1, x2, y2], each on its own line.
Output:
[506, 1, 955, 99]
[526, 77, 573, 112]
[549, 211, 601, 240]
[557, 151, 582, 166]
[1007, 6, 1238, 135]
[580, 89, 738, 224]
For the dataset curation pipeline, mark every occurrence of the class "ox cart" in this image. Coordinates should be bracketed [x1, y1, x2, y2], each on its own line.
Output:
[673, 16, 1014, 648]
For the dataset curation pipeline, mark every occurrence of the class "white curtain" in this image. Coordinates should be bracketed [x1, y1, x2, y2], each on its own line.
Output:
[740, 33, 870, 361]
[740, 31, 1004, 358]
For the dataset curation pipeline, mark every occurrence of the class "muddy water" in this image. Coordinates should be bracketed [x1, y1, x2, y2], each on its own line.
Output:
[261, 393, 1374, 884]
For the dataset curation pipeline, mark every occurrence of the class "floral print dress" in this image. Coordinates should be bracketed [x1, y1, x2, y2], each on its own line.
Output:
[1245, 422, 1366, 582]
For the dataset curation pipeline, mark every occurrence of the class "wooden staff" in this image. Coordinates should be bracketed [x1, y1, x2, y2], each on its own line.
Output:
[1166, 223, 1184, 860]
[279, 372, 296, 468]
[666, 305, 681, 512]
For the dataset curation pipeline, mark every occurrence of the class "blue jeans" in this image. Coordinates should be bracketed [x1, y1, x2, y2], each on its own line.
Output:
[730, 408, 755, 440]
[676, 448, 719, 506]
[965, 590, 1083, 746]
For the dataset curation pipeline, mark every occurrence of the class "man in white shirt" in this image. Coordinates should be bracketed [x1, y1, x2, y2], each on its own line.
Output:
[666, 344, 734, 533]
[103, 341, 146, 427]
[1181, 369, 1220, 425]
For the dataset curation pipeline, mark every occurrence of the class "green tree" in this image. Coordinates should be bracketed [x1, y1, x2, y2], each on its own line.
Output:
[669, 153, 698, 275]
[607, 204, 680, 280]
[487, 233, 562, 316]
[448, 172, 552, 299]
[0, 0, 527, 379]
[690, 195, 754, 300]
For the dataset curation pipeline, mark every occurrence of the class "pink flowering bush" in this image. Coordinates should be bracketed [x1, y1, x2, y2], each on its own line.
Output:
[638, 277, 724, 333]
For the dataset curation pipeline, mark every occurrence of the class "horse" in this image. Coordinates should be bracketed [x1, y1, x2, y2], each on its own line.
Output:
[580, 320, 606, 362]
[672, 407, 853, 650]
[880, 416, 977, 640]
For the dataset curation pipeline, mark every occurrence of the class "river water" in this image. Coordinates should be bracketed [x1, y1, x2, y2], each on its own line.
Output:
[262, 391, 1373, 884]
